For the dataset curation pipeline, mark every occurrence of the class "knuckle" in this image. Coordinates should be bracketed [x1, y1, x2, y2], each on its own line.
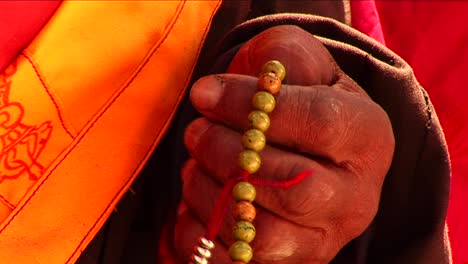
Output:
[253, 227, 292, 262]
[283, 183, 321, 217]
[181, 161, 200, 204]
[253, 217, 329, 263]
[181, 158, 197, 184]
[184, 117, 213, 154]
[279, 166, 334, 221]
[304, 93, 349, 152]
[347, 100, 395, 176]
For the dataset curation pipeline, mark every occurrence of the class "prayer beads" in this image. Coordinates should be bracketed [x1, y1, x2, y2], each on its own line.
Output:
[190, 60, 285, 264]
[228, 60, 285, 263]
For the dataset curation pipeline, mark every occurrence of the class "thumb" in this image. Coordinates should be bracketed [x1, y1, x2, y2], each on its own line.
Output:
[227, 25, 337, 86]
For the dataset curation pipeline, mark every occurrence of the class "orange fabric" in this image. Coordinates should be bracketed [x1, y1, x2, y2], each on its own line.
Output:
[0, 1, 62, 72]
[0, 1, 220, 263]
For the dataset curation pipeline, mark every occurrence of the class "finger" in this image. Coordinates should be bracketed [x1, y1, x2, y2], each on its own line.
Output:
[190, 24, 393, 171]
[226, 25, 336, 86]
[175, 210, 230, 263]
[226, 24, 368, 96]
[183, 120, 380, 229]
[190, 77, 394, 176]
[182, 160, 346, 263]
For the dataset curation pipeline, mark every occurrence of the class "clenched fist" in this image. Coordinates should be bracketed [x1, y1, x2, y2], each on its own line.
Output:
[175, 25, 395, 263]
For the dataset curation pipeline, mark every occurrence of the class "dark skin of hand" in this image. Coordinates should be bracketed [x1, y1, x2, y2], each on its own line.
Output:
[175, 25, 395, 263]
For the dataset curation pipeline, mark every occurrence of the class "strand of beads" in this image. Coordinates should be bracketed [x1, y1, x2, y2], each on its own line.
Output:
[229, 60, 286, 264]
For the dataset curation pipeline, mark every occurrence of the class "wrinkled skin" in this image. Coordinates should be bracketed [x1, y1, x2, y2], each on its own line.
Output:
[175, 25, 395, 263]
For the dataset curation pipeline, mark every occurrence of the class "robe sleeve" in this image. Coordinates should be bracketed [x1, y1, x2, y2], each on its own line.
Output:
[164, 14, 451, 264]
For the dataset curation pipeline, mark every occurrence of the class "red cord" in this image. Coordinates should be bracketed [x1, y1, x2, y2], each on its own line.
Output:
[204, 169, 313, 241]
[249, 170, 312, 189]
[205, 169, 250, 240]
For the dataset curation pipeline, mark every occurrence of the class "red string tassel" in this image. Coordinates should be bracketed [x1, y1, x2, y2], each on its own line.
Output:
[205, 169, 250, 241]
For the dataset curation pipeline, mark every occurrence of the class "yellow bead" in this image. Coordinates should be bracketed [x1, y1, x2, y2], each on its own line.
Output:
[232, 181, 256, 202]
[248, 111, 270, 132]
[252, 91, 276, 113]
[232, 221, 256, 243]
[242, 129, 266, 152]
[261, 60, 286, 81]
[238, 150, 261, 174]
[229, 241, 253, 263]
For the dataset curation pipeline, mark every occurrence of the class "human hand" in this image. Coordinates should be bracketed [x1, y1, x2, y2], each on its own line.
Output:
[175, 25, 395, 263]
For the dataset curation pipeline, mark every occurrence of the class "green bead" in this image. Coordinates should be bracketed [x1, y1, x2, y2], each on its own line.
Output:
[248, 111, 270, 132]
[261, 60, 286, 81]
[233, 221, 256, 243]
[232, 181, 256, 202]
[252, 91, 276, 113]
[238, 150, 261, 174]
[229, 241, 253, 263]
[242, 129, 266, 152]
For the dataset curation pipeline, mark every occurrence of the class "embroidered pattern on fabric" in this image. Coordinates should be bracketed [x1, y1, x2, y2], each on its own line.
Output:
[0, 62, 52, 182]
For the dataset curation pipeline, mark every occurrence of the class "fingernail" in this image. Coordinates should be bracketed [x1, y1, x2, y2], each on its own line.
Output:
[184, 118, 212, 153]
[190, 75, 224, 111]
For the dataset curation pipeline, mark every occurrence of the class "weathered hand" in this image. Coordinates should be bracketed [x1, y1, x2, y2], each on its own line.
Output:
[175, 25, 395, 263]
